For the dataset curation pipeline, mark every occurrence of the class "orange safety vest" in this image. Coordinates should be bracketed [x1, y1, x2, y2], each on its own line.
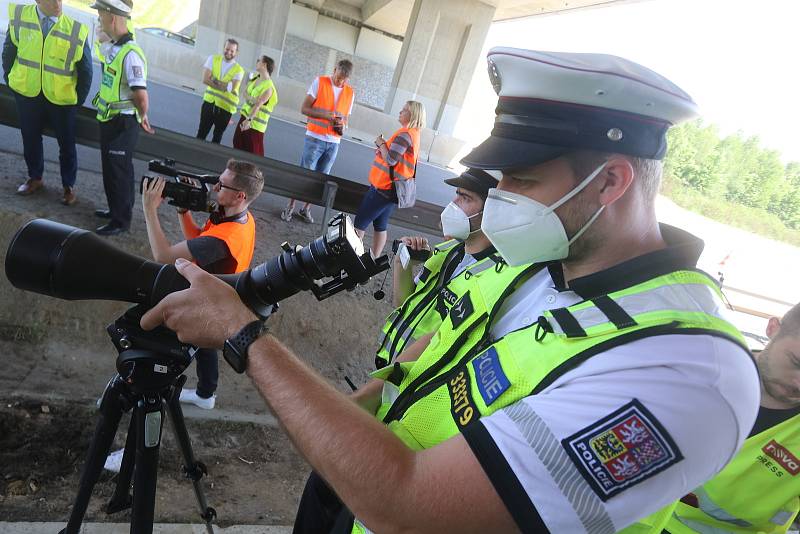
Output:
[368, 127, 421, 190]
[199, 212, 256, 273]
[305, 76, 353, 138]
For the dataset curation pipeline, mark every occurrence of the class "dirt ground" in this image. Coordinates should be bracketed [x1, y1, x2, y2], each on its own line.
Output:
[0, 148, 438, 526]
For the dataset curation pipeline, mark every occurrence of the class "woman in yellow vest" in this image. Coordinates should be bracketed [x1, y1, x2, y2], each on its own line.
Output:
[354, 100, 426, 256]
[233, 55, 278, 156]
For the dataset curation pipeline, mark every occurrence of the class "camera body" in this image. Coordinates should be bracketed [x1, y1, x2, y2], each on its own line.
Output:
[141, 159, 219, 213]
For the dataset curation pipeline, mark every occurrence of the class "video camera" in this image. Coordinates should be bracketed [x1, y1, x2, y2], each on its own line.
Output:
[5, 213, 389, 332]
[140, 159, 219, 213]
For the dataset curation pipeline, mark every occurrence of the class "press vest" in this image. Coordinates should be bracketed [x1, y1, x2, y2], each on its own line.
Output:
[661, 413, 800, 534]
[241, 75, 278, 133]
[199, 212, 256, 274]
[7, 4, 88, 105]
[352, 269, 749, 533]
[305, 76, 353, 138]
[368, 127, 421, 190]
[93, 39, 146, 123]
[203, 55, 244, 114]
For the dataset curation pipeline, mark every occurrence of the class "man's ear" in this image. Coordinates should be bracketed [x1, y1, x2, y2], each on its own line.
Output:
[597, 156, 635, 207]
[766, 316, 781, 339]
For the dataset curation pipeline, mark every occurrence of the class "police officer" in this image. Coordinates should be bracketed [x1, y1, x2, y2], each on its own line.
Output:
[379, 168, 502, 368]
[91, 0, 154, 236]
[292, 168, 503, 533]
[140, 48, 761, 533]
[2, 0, 92, 205]
[631, 302, 800, 534]
[141, 159, 264, 410]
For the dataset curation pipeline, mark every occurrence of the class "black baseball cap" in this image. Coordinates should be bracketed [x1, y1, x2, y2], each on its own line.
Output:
[444, 168, 499, 198]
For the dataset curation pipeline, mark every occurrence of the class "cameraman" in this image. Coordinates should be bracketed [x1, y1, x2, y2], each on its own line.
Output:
[141, 158, 264, 409]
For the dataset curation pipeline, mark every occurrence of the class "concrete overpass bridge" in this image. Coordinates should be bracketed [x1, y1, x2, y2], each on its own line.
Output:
[0, 0, 632, 167]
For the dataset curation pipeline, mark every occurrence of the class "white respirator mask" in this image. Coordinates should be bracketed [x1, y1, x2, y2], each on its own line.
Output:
[480, 161, 607, 266]
[440, 202, 482, 240]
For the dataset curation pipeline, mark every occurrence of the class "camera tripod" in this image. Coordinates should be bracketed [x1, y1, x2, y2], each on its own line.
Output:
[59, 306, 216, 534]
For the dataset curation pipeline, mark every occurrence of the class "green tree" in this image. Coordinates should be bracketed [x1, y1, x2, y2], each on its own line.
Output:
[664, 120, 720, 193]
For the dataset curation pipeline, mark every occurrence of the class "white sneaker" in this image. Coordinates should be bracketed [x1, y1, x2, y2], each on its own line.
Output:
[179, 388, 216, 410]
[297, 208, 314, 224]
[280, 207, 293, 222]
[104, 448, 124, 473]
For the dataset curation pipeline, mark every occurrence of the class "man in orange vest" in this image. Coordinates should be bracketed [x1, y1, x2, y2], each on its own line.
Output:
[140, 158, 263, 409]
[281, 59, 354, 224]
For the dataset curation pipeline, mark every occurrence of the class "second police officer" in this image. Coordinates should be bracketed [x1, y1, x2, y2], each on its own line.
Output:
[91, 0, 154, 236]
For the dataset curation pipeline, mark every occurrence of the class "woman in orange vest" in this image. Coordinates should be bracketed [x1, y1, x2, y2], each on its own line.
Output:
[354, 100, 426, 256]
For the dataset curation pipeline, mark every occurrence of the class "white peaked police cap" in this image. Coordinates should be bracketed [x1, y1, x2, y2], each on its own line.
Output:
[90, 0, 132, 18]
[461, 47, 700, 171]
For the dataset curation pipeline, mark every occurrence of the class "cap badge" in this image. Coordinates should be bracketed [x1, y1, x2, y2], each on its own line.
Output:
[607, 128, 624, 142]
[487, 59, 501, 93]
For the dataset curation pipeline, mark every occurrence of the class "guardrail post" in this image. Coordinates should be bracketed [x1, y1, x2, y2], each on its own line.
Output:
[321, 180, 338, 233]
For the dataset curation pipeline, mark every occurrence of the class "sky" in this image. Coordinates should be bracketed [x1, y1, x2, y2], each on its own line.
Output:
[455, 0, 800, 164]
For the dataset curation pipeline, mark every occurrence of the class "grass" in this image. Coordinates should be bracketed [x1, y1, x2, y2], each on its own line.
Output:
[661, 176, 800, 247]
[64, 0, 200, 33]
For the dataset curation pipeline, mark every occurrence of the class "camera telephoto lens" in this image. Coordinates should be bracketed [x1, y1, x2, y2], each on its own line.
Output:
[5, 214, 388, 318]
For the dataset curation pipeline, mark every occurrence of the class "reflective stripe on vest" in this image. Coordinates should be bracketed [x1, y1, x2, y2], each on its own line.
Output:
[305, 76, 353, 137]
[203, 55, 243, 113]
[199, 212, 256, 273]
[354, 270, 749, 533]
[7, 4, 88, 104]
[94, 41, 146, 122]
[375, 252, 502, 368]
[665, 412, 800, 534]
[368, 127, 421, 190]
[383, 270, 746, 448]
[375, 240, 463, 368]
[241, 75, 278, 133]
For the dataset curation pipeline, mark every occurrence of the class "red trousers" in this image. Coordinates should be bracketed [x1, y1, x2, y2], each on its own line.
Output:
[232, 115, 265, 156]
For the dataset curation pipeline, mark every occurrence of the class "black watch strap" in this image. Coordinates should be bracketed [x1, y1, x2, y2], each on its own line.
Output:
[223, 319, 267, 374]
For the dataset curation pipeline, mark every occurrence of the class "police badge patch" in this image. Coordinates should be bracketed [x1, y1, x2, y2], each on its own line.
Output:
[450, 293, 474, 329]
[561, 399, 683, 501]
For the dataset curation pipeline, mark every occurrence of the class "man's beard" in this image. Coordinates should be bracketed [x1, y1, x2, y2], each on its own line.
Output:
[561, 195, 604, 264]
[758, 353, 800, 405]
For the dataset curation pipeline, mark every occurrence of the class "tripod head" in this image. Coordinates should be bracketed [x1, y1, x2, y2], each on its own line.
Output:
[109, 305, 195, 394]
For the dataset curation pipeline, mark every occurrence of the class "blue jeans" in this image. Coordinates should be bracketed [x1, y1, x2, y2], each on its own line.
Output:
[354, 186, 396, 232]
[300, 136, 339, 173]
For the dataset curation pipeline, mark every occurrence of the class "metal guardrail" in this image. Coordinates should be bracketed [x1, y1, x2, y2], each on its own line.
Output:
[0, 84, 443, 234]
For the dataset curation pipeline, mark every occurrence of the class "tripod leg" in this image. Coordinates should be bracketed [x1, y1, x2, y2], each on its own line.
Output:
[165, 384, 217, 533]
[129, 393, 164, 534]
[60, 376, 127, 534]
[106, 414, 137, 513]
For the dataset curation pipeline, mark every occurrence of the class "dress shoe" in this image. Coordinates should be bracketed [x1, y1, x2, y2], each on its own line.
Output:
[94, 209, 112, 219]
[17, 178, 43, 195]
[95, 222, 128, 236]
[61, 186, 77, 206]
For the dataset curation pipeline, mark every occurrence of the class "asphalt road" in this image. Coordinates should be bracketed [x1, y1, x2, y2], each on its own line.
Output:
[0, 42, 457, 207]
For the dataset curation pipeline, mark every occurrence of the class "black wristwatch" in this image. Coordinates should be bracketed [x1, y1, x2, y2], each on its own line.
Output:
[222, 320, 267, 374]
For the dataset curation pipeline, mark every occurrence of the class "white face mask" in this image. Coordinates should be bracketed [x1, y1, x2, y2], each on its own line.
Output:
[440, 202, 482, 240]
[480, 161, 607, 266]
